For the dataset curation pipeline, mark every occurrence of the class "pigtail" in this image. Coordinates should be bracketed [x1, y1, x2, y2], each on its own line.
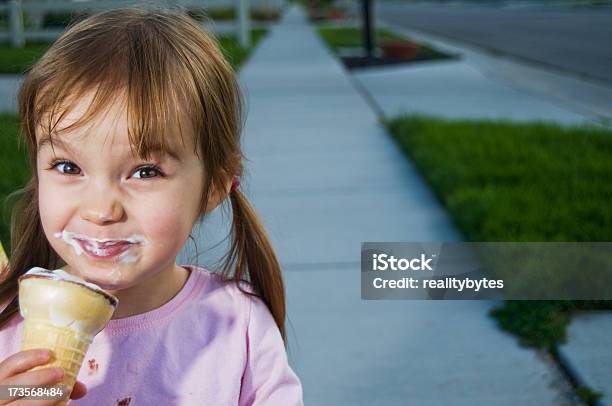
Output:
[0, 180, 62, 329]
[222, 188, 287, 345]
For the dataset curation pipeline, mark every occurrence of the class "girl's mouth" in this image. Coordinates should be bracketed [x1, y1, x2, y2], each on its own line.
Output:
[54, 231, 145, 264]
[76, 239, 134, 260]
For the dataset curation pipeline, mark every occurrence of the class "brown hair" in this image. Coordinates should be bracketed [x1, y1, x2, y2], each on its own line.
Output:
[0, 7, 287, 343]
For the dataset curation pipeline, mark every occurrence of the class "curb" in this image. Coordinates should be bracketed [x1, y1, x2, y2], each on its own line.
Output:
[553, 345, 608, 406]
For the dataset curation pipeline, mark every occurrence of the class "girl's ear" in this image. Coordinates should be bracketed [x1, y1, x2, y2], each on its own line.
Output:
[204, 172, 233, 214]
[221, 171, 233, 196]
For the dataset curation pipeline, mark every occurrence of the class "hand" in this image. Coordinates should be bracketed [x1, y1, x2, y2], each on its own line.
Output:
[0, 348, 87, 405]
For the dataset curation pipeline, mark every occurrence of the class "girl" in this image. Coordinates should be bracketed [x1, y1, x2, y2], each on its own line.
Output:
[0, 7, 303, 405]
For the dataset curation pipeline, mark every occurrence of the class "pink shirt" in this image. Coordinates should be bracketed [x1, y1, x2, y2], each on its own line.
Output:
[0, 265, 304, 405]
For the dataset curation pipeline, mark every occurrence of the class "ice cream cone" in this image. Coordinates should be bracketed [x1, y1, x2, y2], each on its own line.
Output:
[18, 268, 118, 403]
[0, 242, 8, 283]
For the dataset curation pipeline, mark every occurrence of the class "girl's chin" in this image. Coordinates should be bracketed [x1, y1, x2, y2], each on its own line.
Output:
[66, 260, 132, 291]
[81, 277, 126, 293]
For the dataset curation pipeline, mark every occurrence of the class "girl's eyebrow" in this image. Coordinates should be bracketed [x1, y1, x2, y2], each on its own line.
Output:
[148, 146, 182, 162]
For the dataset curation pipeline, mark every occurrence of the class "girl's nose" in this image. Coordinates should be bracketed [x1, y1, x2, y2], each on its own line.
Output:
[79, 185, 126, 224]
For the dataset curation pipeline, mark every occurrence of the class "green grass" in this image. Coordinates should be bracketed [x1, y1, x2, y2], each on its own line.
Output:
[317, 26, 451, 61]
[385, 115, 612, 349]
[0, 43, 52, 74]
[0, 10, 90, 31]
[386, 116, 612, 242]
[575, 385, 605, 406]
[489, 300, 612, 350]
[218, 28, 268, 69]
[41, 11, 90, 28]
[0, 114, 29, 252]
[0, 29, 268, 252]
[318, 26, 404, 50]
[0, 28, 267, 74]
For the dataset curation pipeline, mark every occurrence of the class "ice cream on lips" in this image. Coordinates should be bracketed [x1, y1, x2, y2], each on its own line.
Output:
[54, 230, 146, 263]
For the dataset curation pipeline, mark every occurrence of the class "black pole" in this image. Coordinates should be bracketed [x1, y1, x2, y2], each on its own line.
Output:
[362, 0, 373, 60]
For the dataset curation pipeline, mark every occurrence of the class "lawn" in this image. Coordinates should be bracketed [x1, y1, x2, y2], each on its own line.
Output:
[0, 43, 52, 74]
[317, 26, 451, 61]
[0, 114, 28, 253]
[385, 114, 612, 350]
[318, 26, 404, 50]
[218, 28, 268, 68]
[0, 28, 268, 252]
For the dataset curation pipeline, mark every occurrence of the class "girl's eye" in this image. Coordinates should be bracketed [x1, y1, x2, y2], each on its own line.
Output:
[50, 160, 81, 175]
[48, 160, 165, 179]
[133, 165, 164, 179]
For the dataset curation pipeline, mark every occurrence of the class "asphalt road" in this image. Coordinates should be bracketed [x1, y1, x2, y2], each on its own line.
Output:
[376, 2, 612, 84]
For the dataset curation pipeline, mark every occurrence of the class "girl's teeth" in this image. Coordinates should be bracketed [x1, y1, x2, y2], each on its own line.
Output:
[88, 240, 122, 248]
[81, 240, 130, 257]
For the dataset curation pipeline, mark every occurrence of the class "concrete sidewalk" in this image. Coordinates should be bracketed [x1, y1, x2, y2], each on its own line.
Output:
[352, 59, 592, 125]
[557, 313, 612, 406]
[180, 6, 579, 405]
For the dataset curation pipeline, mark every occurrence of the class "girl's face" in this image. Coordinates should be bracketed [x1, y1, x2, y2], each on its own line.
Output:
[36, 90, 208, 292]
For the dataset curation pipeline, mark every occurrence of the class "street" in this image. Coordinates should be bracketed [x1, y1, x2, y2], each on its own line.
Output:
[377, 2, 612, 84]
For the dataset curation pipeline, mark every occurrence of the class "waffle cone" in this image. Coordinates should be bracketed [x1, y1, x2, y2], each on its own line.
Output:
[18, 274, 117, 403]
[21, 318, 92, 404]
